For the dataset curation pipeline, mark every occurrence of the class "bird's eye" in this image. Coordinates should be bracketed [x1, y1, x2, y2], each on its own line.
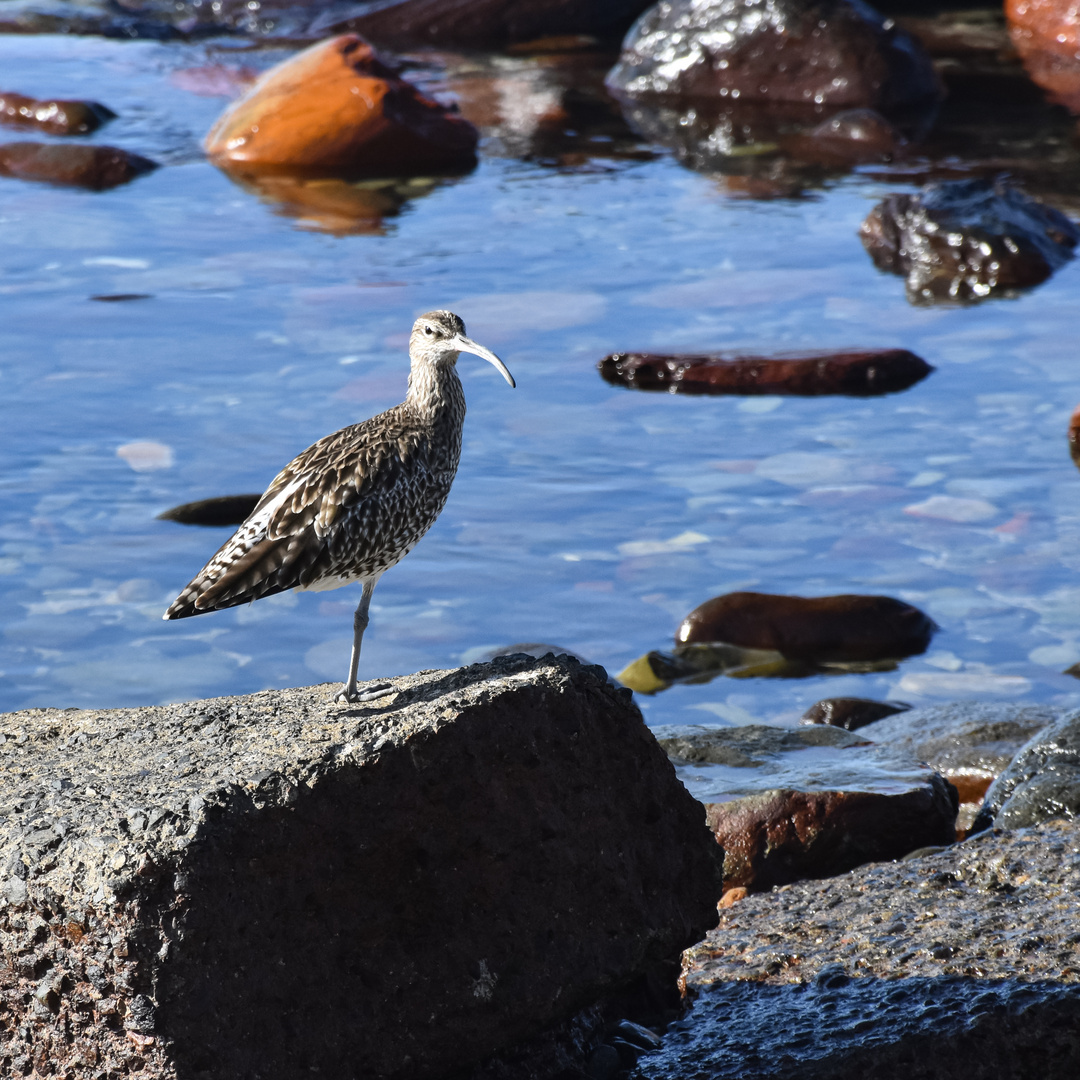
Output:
[424, 325, 434, 336]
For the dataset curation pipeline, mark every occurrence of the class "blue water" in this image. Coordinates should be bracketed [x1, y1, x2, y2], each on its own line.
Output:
[3, 34, 1080, 724]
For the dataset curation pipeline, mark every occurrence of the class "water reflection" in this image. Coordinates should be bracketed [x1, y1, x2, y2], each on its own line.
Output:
[218, 167, 453, 235]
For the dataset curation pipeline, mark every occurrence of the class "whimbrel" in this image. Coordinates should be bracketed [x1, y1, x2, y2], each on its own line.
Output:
[164, 311, 515, 702]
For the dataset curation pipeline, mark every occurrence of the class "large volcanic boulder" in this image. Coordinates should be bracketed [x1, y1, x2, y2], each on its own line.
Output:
[0, 655, 722, 1080]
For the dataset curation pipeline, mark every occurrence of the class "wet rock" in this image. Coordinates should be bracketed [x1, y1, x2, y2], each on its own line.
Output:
[157, 493, 263, 528]
[0, 142, 157, 190]
[323, 0, 655, 49]
[616, 643, 844, 695]
[1069, 402, 1080, 466]
[0, 91, 115, 135]
[204, 35, 478, 178]
[859, 176, 1080, 303]
[801, 696, 911, 731]
[656, 723, 958, 891]
[971, 709, 1080, 833]
[599, 348, 932, 396]
[606, 0, 940, 110]
[1008, 0, 1080, 113]
[857, 701, 1058, 837]
[676, 591, 937, 662]
[778, 107, 906, 165]
[0, 655, 721, 1080]
[641, 818, 1080, 1080]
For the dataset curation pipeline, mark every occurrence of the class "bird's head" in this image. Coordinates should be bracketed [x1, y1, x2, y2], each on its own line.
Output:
[410, 310, 515, 388]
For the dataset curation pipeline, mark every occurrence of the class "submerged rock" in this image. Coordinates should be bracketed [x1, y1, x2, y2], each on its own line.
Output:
[598, 348, 932, 396]
[971, 709, 1080, 833]
[676, 591, 937, 662]
[606, 0, 940, 109]
[0, 142, 157, 189]
[158, 493, 263, 527]
[656, 723, 958, 891]
[0, 90, 115, 135]
[204, 35, 478, 178]
[857, 701, 1058, 836]
[778, 106, 906, 164]
[642, 817, 1080, 1080]
[0, 655, 721, 1080]
[859, 177, 1080, 302]
[801, 696, 911, 731]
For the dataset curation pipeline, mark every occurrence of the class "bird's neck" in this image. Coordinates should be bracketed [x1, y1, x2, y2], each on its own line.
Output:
[406, 357, 465, 418]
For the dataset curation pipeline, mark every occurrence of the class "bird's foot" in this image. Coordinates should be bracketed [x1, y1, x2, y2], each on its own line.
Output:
[334, 681, 396, 704]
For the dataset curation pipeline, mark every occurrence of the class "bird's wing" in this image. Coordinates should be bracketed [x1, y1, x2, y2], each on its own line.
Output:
[164, 411, 423, 619]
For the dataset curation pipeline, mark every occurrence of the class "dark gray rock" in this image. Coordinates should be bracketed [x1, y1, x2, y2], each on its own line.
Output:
[655, 724, 957, 890]
[800, 696, 911, 731]
[856, 700, 1058, 835]
[860, 177, 1080, 303]
[971, 709, 1080, 833]
[0, 655, 722, 1080]
[639, 817, 1080, 1080]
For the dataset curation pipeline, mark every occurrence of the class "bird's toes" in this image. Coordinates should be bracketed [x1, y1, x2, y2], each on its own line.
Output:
[356, 682, 396, 703]
[333, 682, 396, 704]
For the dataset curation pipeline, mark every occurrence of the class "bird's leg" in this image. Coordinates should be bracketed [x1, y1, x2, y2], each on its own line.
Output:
[335, 579, 394, 704]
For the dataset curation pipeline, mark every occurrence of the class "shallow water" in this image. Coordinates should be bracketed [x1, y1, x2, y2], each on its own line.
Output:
[3, 32, 1080, 725]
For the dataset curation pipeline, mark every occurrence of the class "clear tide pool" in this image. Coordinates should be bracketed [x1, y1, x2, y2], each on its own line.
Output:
[3, 33, 1080, 726]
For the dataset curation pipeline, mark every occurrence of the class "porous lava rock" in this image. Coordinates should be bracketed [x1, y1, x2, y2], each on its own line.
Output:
[971, 709, 1080, 833]
[606, 0, 940, 108]
[638, 817, 1080, 1080]
[859, 176, 1080, 302]
[800, 696, 911, 731]
[598, 348, 931, 396]
[204, 35, 478, 177]
[0, 143, 156, 189]
[676, 591, 937, 662]
[0, 91, 115, 135]
[1007, 0, 1080, 113]
[656, 724, 958, 891]
[0, 655, 722, 1080]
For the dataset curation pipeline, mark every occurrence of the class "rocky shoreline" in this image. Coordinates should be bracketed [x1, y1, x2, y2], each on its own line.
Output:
[4, 656, 1080, 1077]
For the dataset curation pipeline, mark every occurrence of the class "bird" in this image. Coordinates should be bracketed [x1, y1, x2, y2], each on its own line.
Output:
[164, 310, 515, 703]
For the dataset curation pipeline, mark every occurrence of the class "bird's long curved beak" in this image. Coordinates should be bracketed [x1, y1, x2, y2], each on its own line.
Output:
[452, 334, 516, 388]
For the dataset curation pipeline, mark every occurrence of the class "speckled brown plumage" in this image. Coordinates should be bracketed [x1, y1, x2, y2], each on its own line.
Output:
[164, 310, 515, 702]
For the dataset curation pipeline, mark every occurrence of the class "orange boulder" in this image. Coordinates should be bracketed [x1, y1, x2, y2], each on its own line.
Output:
[204, 35, 477, 176]
[1007, 0, 1080, 112]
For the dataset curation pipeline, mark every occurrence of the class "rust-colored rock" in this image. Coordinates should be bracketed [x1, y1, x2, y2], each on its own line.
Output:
[705, 784, 957, 891]
[320, 0, 654, 49]
[801, 696, 911, 731]
[676, 592, 937, 662]
[204, 35, 478, 177]
[0, 91, 115, 135]
[860, 177, 1079, 303]
[0, 143, 157, 189]
[598, 348, 932, 396]
[158, 494, 263, 528]
[1069, 403, 1080, 466]
[656, 724, 958, 892]
[606, 0, 941, 110]
[1008, 0, 1080, 112]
